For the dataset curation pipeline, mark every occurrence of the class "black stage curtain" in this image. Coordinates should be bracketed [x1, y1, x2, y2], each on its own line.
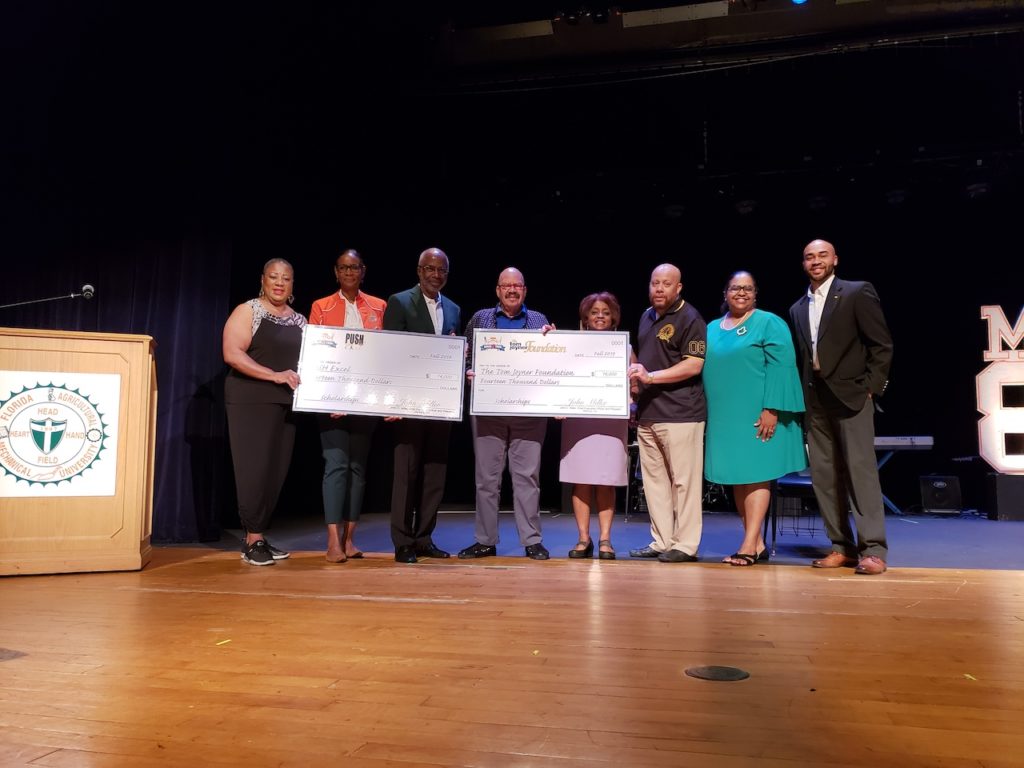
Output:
[5, 239, 232, 542]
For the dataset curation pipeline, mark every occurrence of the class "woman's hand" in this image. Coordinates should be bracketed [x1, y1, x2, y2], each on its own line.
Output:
[274, 369, 301, 390]
[754, 408, 778, 442]
[541, 323, 557, 335]
[329, 412, 347, 419]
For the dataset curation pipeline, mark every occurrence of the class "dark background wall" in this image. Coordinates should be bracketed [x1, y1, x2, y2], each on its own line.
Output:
[3, 2, 1022, 539]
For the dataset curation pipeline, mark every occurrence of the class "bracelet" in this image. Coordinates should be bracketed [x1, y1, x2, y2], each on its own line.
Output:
[648, 371, 655, 384]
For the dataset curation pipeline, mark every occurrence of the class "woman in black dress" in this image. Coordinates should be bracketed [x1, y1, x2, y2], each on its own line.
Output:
[223, 258, 307, 566]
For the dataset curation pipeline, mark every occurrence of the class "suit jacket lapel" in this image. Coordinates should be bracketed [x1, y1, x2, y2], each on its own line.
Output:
[817, 279, 843, 341]
[409, 287, 432, 334]
[795, 294, 812, 350]
[436, 295, 449, 334]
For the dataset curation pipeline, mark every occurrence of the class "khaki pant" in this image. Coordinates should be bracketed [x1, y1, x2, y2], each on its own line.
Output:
[637, 421, 705, 556]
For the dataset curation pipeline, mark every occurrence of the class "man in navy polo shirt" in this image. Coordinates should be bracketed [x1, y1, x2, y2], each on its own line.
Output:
[459, 267, 554, 560]
[628, 264, 708, 562]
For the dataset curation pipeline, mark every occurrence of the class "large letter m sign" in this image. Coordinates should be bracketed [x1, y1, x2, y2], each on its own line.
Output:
[978, 306, 1024, 474]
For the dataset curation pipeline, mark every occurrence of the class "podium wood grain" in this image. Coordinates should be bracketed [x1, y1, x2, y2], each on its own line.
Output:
[0, 328, 156, 575]
[0, 550, 1021, 767]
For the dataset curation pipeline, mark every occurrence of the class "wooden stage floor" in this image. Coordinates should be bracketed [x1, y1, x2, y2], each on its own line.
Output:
[2, 548, 1023, 767]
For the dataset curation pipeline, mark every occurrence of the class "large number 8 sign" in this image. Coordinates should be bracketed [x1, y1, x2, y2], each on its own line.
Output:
[978, 306, 1024, 474]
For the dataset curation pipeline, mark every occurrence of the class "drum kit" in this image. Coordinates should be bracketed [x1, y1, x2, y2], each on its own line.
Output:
[625, 440, 728, 518]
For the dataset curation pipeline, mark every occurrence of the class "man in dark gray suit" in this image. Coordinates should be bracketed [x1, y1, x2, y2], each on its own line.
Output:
[789, 239, 893, 575]
[383, 247, 462, 563]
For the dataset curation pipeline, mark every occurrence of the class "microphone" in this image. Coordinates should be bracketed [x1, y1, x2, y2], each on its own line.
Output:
[0, 283, 98, 310]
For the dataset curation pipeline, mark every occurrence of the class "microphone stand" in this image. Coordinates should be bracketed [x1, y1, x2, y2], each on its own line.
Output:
[0, 289, 92, 310]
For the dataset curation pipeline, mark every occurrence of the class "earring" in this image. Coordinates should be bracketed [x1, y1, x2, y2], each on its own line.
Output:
[259, 287, 265, 298]
[287, 295, 294, 305]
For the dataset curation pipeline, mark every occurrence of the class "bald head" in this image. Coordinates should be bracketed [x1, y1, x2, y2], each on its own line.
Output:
[802, 239, 838, 289]
[419, 247, 448, 266]
[649, 263, 683, 314]
[496, 267, 526, 317]
[803, 239, 835, 257]
[417, 247, 450, 298]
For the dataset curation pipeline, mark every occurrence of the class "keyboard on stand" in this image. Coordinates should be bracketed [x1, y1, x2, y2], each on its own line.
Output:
[874, 436, 934, 514]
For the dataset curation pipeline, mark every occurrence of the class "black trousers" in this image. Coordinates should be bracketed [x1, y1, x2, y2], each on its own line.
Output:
[390, 418, 451, 549]
[225, 401, 296, 534]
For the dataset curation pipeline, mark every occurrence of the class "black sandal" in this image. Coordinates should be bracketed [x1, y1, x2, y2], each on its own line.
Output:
[727, 552, 757, 566]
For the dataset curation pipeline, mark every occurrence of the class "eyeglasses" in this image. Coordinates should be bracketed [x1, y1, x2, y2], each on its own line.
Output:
[420, 265, 449, 276]
[498, 283, 524, 290]
[727, 285, 755, 294]
[336, 264, 364, 273]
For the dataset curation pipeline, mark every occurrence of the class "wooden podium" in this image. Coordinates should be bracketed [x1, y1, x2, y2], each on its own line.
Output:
[0, 328, 157, 575]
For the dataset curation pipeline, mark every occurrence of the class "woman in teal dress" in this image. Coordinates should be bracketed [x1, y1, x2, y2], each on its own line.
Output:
[704, 271, 807, 565]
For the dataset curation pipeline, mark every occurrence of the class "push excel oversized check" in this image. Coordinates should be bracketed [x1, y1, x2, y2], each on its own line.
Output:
[294, 326, 466, 421]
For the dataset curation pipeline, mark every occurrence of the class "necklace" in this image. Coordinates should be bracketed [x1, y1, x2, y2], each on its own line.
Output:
[721, 310, 752, 332]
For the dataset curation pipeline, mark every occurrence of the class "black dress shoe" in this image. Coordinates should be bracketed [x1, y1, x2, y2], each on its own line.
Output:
[629, 545, 661, 558]
[457, 542, 497, 559]
[525, 543, 550, 560]
[657, 549, 698, 563]
[416, 543, 450, 559]
[394, 545, 417, 563]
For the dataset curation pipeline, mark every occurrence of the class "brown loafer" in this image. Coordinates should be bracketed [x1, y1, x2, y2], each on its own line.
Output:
[811, 551, 857, 568]
[855, 555, 887, 575]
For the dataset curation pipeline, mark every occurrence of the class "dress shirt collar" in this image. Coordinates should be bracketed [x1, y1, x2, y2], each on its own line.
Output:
[807, 274, 836, 301]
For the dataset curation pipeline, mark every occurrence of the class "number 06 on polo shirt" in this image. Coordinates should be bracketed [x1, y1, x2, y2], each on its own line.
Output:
[470, 329, 631, 418]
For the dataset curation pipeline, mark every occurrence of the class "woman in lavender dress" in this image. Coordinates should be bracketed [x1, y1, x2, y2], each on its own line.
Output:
[559, 292, 629, 560]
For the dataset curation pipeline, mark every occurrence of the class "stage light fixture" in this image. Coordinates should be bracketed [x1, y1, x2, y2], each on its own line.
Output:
[807, 194, 829, 211]
[592, 6, 610, 23]
[966, 181, 991, 200]
[792, 0, 808, 4]
[884, 188, 908, 206]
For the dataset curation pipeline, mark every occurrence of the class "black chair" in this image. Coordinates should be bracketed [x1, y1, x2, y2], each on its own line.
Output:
[625, 441, 644, 521]
[765, 469, 818, 555]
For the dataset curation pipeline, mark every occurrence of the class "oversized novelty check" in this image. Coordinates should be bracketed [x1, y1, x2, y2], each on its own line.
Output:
[293, 326, 466, 421]
[470, 330, 630, 418]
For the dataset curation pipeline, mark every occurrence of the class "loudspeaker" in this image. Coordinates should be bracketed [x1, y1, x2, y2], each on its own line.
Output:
[919, 475, 962, 515]
[987, 473, 1024, 521]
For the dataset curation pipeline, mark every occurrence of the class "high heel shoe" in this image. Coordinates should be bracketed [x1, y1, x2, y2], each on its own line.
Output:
[567, 540, 594, 559]
[598, 539, 616, 560]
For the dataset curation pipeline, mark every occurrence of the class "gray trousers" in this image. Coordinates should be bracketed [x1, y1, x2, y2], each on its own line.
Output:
[471, 415, 548, 547]
[806, 381, 888, 560]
